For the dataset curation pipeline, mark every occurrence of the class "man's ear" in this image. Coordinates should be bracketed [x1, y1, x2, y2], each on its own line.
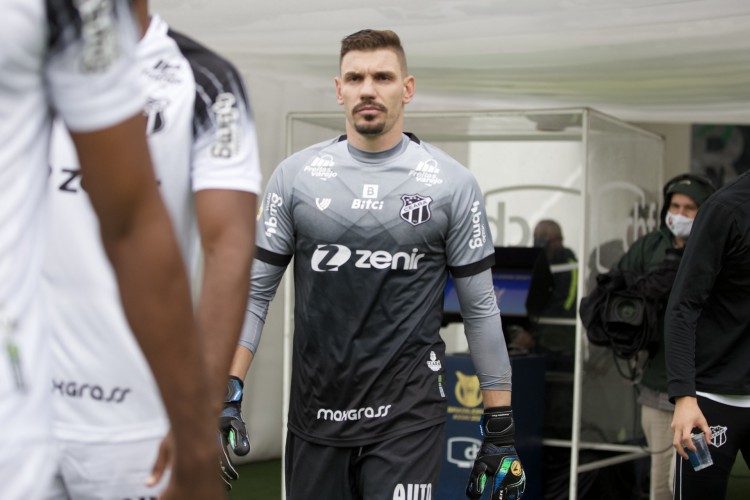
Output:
[402, 75, 415, 104]
[335, 77, 344, 105]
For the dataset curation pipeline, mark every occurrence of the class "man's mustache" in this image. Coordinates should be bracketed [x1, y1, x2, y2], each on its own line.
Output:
[353, 100, 386, 113]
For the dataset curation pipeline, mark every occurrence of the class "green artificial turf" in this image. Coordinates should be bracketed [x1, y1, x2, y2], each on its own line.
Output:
[229, 459, 282, 500]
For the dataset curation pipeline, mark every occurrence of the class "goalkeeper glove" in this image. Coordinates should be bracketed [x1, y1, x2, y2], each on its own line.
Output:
[218, 376, 251, 490]
[466, 406, 526, 500]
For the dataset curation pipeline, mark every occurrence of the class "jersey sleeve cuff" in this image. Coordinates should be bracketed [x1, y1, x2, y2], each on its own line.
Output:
[448, 253, 495, 278]
[256, 246, 293, 267]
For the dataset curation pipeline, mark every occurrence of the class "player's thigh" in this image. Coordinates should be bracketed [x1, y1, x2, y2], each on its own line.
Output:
[674, 397, 741, 500]
[59, 436, 167, 500]
[735, 406, 750, 483]
[285, 431, 358, 500]
[0, 440, 57, 500]
[357, 423, 445, 500]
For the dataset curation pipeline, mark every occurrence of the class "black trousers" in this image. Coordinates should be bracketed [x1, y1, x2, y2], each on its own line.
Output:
[673, 396, 750, 500]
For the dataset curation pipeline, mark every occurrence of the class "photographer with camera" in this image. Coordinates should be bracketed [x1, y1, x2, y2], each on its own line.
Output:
[616, 174, 716, 500]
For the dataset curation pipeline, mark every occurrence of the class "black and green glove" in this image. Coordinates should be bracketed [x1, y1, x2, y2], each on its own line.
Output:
[466, 406, 526, 500]
[218, 376, 251, 490]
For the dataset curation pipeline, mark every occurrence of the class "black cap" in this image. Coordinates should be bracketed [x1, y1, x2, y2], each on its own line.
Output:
[664, 174, 716, 206]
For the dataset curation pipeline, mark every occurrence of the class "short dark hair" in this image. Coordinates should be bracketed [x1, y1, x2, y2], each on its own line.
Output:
[339, 29, 407, 74]
[534, 219, 563, 241]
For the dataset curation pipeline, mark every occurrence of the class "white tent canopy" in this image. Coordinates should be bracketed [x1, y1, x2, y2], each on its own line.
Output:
[153, 0, 750, 123]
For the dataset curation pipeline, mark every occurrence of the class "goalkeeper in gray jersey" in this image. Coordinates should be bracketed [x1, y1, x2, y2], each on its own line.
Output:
[221, 29, 526, 500]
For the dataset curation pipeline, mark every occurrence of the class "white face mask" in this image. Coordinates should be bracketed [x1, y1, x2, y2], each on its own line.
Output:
[665, 211, 694, 239]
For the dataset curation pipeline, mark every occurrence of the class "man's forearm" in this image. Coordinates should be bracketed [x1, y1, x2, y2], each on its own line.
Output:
[230, 346, 254, 380]
[482, 389, 511, 408]
[103, 194, 216, 467]
[72, 117, 217, 479]
[195, 189, 257, 409]
[665, 290, 701, 399]
[198, 247, 254, 410]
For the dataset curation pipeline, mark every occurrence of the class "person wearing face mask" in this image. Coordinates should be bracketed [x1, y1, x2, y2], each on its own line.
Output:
[616, 173, 716, 500]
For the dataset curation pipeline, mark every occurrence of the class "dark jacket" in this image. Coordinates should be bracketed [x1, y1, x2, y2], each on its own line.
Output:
[617, 226, 675, 398]
[666, 172, 750, 400]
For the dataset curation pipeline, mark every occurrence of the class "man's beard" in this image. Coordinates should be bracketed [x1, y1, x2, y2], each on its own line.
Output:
[354, 117, 386, 136]
[352, 100, 386, 136]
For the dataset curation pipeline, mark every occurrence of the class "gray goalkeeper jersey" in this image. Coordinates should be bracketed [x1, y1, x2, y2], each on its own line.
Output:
[256, 133, 494, 446]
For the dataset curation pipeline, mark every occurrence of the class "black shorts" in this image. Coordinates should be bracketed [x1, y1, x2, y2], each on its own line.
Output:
[673, 396, 750, 500]
[285, 423, 446, 500]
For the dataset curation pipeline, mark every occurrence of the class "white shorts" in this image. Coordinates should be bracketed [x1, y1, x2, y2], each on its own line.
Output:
[44, 436, 169, 500]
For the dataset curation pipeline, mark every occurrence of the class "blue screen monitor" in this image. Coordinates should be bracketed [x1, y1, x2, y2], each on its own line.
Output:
[443, 270, 533, 318]
[442, 247, 551, 324]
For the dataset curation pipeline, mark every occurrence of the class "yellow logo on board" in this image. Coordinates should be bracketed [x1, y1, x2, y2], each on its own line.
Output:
[455, 371, 482, 408]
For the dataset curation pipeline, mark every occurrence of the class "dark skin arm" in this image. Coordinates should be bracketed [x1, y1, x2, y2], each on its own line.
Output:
[147, 177, 258, 487]
[194, 189, 257, 410]
[70, 113, 222, 499]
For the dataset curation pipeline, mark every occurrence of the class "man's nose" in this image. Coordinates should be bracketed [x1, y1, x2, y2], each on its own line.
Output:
[360, 77, 376, 97]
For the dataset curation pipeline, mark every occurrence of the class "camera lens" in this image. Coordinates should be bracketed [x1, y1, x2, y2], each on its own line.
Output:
[616, 299, 638, 320]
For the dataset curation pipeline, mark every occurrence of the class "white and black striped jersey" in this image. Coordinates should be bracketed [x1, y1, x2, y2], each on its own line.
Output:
[254, 133, 495, 446]
[0, 0, 143, 447]
[44, 15, 261, 442]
